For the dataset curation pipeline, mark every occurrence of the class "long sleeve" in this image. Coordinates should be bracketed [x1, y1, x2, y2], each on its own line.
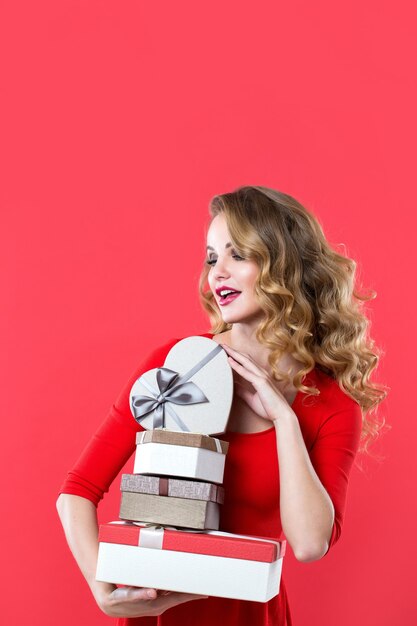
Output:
[58, 336, 181, 506]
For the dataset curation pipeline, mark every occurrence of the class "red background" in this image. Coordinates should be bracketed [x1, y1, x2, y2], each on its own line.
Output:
[1, 2, 415, 625]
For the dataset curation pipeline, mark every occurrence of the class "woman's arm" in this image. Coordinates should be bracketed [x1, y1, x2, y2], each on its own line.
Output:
[274, 399, 362, 561]
[274, 412, 334, 562]
[56, 494, 120, 606]
[56, 338, 211, 616]
[56, 493, 207, 617]
[222, 344, 362, 563]
[56, 493, 157, 615]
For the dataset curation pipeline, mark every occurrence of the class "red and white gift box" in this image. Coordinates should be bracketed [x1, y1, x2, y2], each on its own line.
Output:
[96, 522, 286, 603]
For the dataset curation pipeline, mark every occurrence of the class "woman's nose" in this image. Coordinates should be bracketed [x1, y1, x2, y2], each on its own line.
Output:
[213, 256, 231, 279]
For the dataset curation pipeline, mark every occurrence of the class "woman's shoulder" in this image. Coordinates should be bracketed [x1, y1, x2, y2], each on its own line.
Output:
[304, 365, 361, 413]
[297, 367, 362, 448]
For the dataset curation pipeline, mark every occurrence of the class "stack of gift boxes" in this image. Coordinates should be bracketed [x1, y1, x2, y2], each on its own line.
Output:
[96, 336, 286, 602]
[119, 429, 227, 530]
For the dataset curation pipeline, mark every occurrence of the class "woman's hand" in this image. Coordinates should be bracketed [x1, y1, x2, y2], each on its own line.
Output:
[56, 496, 208, 620]
[222, 344, 292, 423]
[95, 582, 208, 618]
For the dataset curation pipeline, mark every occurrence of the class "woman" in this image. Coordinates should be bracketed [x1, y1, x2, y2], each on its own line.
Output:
[57, 185, 388, 625]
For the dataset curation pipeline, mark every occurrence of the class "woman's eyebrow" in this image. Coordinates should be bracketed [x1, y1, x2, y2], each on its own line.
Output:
[206, 242, 232, 251]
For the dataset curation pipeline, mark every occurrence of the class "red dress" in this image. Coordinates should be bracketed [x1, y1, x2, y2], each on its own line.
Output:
[59, 332, 362, 626]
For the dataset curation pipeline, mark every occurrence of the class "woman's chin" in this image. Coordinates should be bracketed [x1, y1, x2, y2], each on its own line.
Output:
[220, 313, 247, 324]
[219, 310, 264, 326]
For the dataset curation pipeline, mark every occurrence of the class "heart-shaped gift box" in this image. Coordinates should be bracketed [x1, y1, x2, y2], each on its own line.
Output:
[129, 335, 234, 435]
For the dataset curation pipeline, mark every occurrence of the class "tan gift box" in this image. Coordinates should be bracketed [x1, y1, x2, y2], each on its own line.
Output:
[119, 491, 220, 530]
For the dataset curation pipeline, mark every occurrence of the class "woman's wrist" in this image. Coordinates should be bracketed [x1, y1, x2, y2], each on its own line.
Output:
[272, 406, 298, 429]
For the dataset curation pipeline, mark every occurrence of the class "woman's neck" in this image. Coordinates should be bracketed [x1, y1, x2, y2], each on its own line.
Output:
[214, 323, 302, 380]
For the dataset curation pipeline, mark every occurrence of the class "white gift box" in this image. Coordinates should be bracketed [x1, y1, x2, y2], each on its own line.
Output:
[133, 430, 228, 484]
[96, 522, 286, 603]
[129, 336, 233, 435]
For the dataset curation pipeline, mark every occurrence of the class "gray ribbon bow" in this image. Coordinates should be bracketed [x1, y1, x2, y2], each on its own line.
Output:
[131, 343, 223, 430]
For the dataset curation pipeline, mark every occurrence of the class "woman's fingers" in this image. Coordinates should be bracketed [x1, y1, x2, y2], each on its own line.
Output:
[110, 587, 158, 602]
[234, 386, 261, 414]
[222, 345, 268, 377]
[110, 587, 206, 605]
[226, 354, 261, 385]
[103, 586, 208, 618]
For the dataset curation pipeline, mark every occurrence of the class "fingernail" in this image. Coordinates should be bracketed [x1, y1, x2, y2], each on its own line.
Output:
[147, 590, 156, 598]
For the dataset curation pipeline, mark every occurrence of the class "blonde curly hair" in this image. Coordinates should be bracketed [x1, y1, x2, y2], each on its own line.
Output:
[198, 185, 389, 461]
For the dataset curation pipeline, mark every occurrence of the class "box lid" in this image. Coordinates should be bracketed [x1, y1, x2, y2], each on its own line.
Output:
[129, 336, 233, 434]
[135, 429, 229, 454]
[99, 522, 286, 563]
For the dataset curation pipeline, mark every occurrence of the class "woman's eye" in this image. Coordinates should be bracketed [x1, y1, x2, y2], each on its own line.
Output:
[205, 253, 245, 266]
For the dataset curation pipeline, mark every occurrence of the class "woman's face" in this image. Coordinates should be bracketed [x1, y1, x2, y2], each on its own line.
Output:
[206, 214, 264, 326]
